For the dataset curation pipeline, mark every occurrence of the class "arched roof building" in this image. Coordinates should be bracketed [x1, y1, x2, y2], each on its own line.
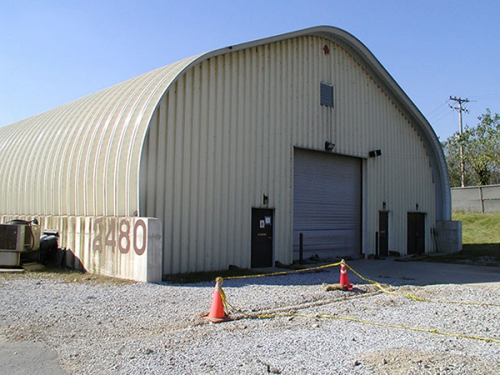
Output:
[0, 26, 459, 279]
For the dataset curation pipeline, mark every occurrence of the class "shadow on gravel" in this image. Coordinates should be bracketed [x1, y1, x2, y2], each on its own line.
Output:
[162, 258, 500, 288]
[163, 267, 340, 288]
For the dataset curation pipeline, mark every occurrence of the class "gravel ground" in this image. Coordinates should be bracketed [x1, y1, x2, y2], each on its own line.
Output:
[1, 265, 500, 375]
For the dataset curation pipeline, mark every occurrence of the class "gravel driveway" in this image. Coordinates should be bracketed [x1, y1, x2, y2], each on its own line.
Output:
[1, 260, 499, 374]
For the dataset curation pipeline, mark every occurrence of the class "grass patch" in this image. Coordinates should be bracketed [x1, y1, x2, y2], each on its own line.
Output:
[452, 211, 500, 244]
[423, 211, 500, 266]
[426, 244, 500, 266]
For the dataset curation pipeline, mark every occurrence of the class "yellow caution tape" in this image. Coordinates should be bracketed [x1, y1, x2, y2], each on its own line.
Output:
[224, 260, 500, 307]
[343, 263, 430, 302]
[215, 277, 230, 315]
[344, 263, 500, 307]
[225, 261, 343, 280]
[438, 299, 500, 308]
[215, 261, 500, 344]
[253, 312, 500, 344]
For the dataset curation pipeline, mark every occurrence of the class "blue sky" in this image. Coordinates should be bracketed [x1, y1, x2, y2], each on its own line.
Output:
[1, 0, 499, 140]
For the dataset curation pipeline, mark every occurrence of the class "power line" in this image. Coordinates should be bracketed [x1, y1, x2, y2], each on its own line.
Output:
[430, 109, 454, 124]
[428, 105, 453, 122]
[467, 92, 500, 101]
[426, 101, 449, 117]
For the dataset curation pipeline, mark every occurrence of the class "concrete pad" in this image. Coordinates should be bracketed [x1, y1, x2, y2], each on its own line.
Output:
[0, 268, 24, 273]
[346, 258, 500, 285]
[0, 336, 67, 375]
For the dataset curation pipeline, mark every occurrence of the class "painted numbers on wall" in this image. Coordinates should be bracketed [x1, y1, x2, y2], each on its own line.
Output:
[92, 218, 147, 255]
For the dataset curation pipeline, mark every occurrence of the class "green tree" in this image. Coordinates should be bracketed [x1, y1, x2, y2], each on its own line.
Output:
[442, 109, 500, 187]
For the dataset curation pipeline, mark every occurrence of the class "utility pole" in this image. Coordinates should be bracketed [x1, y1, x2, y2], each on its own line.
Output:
[449, 96, 470, 187]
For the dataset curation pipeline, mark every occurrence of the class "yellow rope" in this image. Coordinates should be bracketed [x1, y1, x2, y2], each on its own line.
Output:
[343, 263, 430, 302]
[344, 263, 500, 307]
[438, 299, 500, 308]
[215, 259, 500, 343]
[225, 261, 342, 280]
[215, 277, 229, 314]
[252, 312, 500, 344]
[224, 260, 500, 307]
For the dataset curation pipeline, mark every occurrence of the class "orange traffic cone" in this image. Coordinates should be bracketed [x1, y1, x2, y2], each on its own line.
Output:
[339, 260, 353, 290]
[204, 277, 232, 323]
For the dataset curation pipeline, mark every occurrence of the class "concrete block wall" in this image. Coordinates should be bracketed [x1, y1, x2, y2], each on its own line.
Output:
[452, 185, 500, 212]
[436, 220, 462, 253]
[0, 215, 163, 282]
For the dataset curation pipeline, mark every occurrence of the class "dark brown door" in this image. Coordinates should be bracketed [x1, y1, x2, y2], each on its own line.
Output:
[407, 213, 425, 255]
[251, 209, 273, 268]
[379, 211, 389, 256]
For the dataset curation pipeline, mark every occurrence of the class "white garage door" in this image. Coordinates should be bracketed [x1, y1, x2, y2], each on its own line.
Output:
[293, 148, 361, 260]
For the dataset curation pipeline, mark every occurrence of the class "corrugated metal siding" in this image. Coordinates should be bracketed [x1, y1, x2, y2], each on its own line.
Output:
[140, 35, 437, 274]
[0, 55, 201, 217]
[0, 26, 447, 275]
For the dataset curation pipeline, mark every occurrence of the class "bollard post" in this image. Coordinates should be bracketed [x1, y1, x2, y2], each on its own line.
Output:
[299, 233, 304, 263]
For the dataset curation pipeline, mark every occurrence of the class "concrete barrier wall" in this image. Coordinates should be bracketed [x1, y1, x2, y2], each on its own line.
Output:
[0, 215, 163, 282]
[452, 185, 500, 212]
[436, 220, 462, 253]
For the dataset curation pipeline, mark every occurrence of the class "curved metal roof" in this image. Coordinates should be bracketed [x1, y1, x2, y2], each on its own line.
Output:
[0, 54, 203, 216]
[0, 26, 450, 219]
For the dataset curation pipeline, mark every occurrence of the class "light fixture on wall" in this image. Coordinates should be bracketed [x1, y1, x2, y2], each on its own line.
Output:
[369, 149, 382, 157]
[325, 141, 335, 152]
[382, 201, 386, 210]
[416, 203, 419, 211]
[263, 194, 269, 205]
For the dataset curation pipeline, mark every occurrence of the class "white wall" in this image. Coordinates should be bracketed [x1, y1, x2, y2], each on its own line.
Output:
[140, 35, 437, 274]
[0, 215, 163, 282]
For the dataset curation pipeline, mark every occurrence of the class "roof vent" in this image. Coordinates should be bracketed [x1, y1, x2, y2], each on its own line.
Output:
[320, 82, 334, 108]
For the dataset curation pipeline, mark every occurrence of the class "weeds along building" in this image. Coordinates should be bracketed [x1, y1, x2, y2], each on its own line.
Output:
[0, 26, 461, 281]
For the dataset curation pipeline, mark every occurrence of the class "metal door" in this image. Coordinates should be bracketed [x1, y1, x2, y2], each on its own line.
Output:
[379, 211, 389, 256]
[407, 213, 425, 255]
[251, 209, 273, 268]
[293, 149, 361, 260]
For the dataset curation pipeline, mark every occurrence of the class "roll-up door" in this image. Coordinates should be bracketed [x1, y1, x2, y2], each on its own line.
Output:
[293, 148, 361, 260]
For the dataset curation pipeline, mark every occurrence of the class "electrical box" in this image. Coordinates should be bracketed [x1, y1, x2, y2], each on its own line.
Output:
[0, 223, 40, 252]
